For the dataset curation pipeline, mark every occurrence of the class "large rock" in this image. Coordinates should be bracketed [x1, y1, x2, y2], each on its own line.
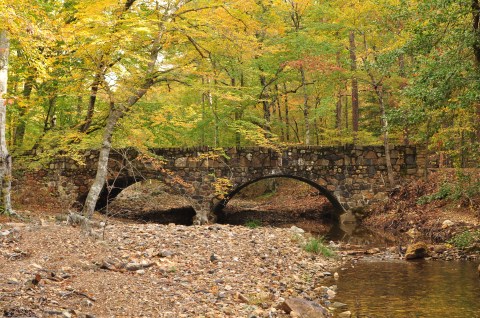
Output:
[477, 264, 480, 277]
[405, 242, 429, 260]
[279, 297, 331, 318]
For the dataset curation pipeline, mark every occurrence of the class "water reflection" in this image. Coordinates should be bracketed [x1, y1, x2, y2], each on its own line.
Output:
[326, 224, 396, 247]
[332, 260, 480, 317]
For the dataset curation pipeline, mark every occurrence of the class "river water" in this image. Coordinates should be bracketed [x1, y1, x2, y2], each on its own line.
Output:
[332, 260, 480, 317]
[324, 225, 480, 318]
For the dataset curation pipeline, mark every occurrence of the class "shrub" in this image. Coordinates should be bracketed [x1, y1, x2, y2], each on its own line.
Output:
[448, 230, 480, 249]
[417, 171, 480, 206]
[303, 237, 335, 257]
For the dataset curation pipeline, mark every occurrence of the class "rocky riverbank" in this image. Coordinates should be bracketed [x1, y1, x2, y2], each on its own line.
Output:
[1, 219, 345, 318]
[361, 170, 480, 258]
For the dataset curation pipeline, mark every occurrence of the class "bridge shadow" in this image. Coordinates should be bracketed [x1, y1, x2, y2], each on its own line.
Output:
[78, 177, 197, 225]
[213, 175, 346, 226]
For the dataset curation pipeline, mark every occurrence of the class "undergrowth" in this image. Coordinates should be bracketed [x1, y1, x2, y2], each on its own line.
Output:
[245, 219, 262, 229]
[303, 237, 335, 257]
[448, 230, 480, 249]
[417, 170, 480, 207]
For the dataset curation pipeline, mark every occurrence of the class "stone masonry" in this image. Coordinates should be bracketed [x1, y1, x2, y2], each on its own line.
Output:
[13, 145, 420, 224]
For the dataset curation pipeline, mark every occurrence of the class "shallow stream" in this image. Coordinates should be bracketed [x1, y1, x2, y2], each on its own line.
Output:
[331, 260, 480, 317]
[326, 224, 480, 318]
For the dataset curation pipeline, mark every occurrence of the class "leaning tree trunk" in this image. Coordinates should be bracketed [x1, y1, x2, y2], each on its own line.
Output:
[0, 30, 13, 215]
[81, 106, 123, 217]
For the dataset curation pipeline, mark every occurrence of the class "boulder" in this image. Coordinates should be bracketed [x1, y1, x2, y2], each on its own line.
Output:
[478, 264, 480, 277]
[405, 242, 429, 260]
[278, 297, 331, 317]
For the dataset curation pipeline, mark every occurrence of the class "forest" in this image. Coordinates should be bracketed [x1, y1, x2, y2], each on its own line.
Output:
[1, 2, 480, 317]
[0, 0, 480, 211]
[0, 0, 477, 150]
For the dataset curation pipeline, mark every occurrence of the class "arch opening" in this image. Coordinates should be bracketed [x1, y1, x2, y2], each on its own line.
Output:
[78, 178, 196, 225]
[213, 175, 346, 230]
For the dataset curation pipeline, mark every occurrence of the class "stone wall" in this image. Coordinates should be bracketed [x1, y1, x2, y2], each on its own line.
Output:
[12, 145, 419, 222]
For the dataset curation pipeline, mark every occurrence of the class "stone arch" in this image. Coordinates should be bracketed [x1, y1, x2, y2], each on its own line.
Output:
[96, 176, 141, 211]
[75, 176, 141, 211]
[212, 174, 346, 222]
[77, 176, 198, 225]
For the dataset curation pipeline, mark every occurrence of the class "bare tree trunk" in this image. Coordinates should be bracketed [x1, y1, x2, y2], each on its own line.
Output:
[336, 90, 342, 130]
[283, 82, 290, 142]
[349, 31, 359, 140]
[300, 66, 310, 145]
[259, 73, 271, 135]
[275, 84, 285, 141]
[201, 77, 206, 146]
[82, 106, 122, 217]
[335, 52, 342, 131]
[314, 97, 320, 145]
[472, 0, 480, 142]
[376, 86, 395, 187]
[230, 75, 242, 147]
[0, 30, 13, 214]
[80, 71, 102, 133]
[14, 75, 34, 147]
[43, 96, 57, 132]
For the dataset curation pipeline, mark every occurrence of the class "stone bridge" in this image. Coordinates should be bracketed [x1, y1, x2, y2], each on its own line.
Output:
[14, 145, 421, 224]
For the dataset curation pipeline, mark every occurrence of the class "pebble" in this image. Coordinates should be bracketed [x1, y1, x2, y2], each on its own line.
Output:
[339, 310, 352, 318]
[331, 301, 347, 308]
[326, 289, 336, 299]
[442, 220, 455, 229]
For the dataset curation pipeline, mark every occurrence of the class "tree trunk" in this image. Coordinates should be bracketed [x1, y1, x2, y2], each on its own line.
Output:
[472, 0, 480, 142]
[0, 30, 13, 214]
[14, 75, 34, 147]
[300, 66, 310, 145]
[82, 106, 123, 217]
[349, 31, 359, 139]
[283, 82, 290, 142]
[43, 96, 57, 132]
[275, 84, 285, 141]
[259, 73, 271, 135]
[80, 71, 102, 133]
[336, 90, 342, 130]
[376, 86, 395, 187]
[201, 77, 207, 146]
[335, 52, 343, 131]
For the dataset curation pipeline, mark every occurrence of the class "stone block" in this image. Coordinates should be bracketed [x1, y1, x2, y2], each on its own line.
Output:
[174, 157, 187, 168]
[405, 155, 416, 165]
[364, 151, 377, 159]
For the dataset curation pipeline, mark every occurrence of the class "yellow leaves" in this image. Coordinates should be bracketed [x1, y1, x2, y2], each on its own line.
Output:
[213, 177, 232, 199]
[151, 104, 199, 129]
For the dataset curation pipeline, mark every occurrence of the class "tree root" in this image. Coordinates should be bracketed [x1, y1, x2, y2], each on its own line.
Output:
[66, 212, 104, 237]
